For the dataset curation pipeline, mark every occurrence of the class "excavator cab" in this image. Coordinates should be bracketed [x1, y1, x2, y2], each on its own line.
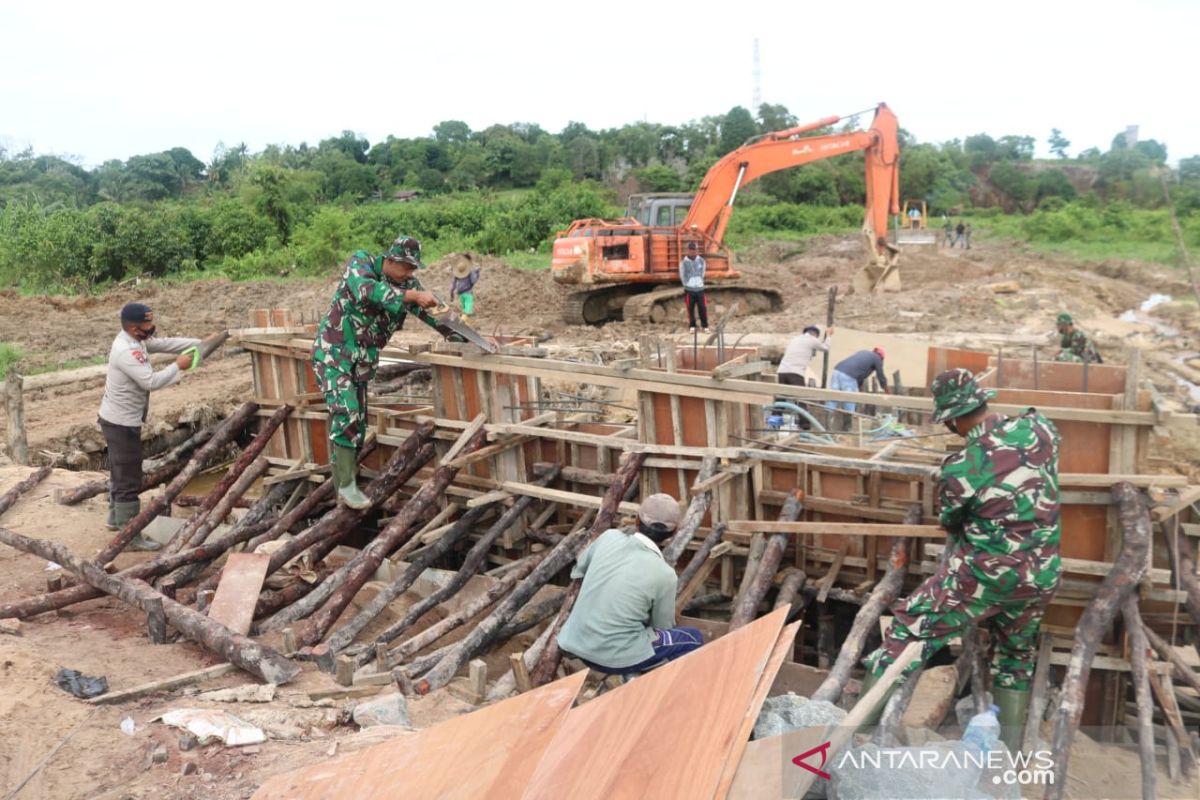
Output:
[627, 193, 694, 227]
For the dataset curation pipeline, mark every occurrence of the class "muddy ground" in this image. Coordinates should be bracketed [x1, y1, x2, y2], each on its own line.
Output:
[1, 238, 1199, 798]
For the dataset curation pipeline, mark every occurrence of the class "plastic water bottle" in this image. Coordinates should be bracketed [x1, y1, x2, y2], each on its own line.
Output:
[961, 704, 1001, 754]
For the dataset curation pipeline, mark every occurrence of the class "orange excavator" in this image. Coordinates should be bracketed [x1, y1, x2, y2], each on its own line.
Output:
[551, 103, 901, 324]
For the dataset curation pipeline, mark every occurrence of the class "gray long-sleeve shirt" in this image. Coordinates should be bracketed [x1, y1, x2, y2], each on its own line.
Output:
[833, 350, 888, 391]
[98, 330, 200, 427]
[679, 255, 706, 290]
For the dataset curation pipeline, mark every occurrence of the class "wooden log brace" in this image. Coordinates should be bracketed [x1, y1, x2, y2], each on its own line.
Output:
[413, 452, 644, 695]
[1046, 482, 1153, 800]
[161, 404, 293, 555]
[810, 505, 920, 705]
[0, 526, 298, 684]
[729, 494, 802, 630]
[96, 401, 260, 565]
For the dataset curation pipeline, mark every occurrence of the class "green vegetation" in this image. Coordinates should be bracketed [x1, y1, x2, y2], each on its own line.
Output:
[0, 343, 22, 375]
[1, 107, 1197, 293]
[971, 201, 1200, 267]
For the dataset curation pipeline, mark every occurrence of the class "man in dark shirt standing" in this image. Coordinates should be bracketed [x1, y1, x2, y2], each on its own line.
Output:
[826, 347, 888, 426]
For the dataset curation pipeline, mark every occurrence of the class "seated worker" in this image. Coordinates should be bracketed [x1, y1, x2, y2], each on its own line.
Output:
[557, 494, 703, 675]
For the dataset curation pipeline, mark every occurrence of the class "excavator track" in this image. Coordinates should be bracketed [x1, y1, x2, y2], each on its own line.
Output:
[561, 286, 647, 325]
[621, 285, 784, 325]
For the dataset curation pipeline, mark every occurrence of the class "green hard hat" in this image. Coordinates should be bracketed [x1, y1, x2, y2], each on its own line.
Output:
[382, 235, 424, 268]
[930, 368, 996, 423]
[1056, 312, 1073, 325]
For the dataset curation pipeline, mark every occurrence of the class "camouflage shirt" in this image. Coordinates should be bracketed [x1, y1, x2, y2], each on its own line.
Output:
[938, 409, 1062, 589]
[313, 250, 422, 382]
[1058, 328, 1101, 363]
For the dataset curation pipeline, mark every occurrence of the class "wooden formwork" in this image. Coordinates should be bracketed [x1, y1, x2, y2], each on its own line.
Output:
[637, 344, 759, 524]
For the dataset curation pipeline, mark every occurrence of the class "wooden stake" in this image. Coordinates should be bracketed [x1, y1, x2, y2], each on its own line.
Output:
[510, 652, 533, 693]
[335, 655, 355, 687]
[1022, 634, 1054, 755]
[1121, 596, 1158, 799]
[468, 659, 487, 705]
[145, 596, 167, 644]
[4, 368, 28, 466]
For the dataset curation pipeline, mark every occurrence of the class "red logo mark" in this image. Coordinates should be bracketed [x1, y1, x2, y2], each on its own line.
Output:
[792, 741, 833, 780]
[132, 350, 147, 364]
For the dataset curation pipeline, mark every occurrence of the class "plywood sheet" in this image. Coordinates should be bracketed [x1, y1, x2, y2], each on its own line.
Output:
[207, 552, 271, 636]
[727, 726, 829, 800]
[523, 607, 790, 800]
[253, 670, 587, 800]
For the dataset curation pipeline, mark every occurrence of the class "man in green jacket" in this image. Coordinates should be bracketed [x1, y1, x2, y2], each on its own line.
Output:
[312, 235, 438, 508]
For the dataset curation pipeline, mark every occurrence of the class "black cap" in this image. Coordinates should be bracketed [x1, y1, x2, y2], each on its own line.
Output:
[803, 325, 820, 336]
[120, 303, 153, 323]
[687, 242, 698, 251]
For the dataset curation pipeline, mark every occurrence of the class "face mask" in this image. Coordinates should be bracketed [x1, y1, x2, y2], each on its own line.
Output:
[133, 325, 156, 340]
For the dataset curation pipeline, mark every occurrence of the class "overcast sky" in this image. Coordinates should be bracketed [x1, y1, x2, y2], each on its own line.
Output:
[2, 0, 1194, 169]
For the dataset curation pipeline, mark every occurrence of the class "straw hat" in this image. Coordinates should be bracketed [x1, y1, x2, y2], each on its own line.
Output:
[452, 255, 477, 279]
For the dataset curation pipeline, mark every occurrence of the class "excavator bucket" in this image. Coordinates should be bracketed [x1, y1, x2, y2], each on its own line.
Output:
[852, 263, 902, 295]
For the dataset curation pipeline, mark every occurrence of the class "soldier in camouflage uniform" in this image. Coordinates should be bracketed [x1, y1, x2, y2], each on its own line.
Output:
[312, 235, 438, 508]
[860, 368, 1062, 749]
[1054, 312, 1102, 363]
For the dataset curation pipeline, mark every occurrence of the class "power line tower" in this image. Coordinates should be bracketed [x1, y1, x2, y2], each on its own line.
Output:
[752, 38, 762, 112]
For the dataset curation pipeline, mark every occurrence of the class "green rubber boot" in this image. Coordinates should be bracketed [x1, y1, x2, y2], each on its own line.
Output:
[856, 669, 898, 731]
[332, 445, 371, 510]
[992, 685, 1030, 752]
[105, 497, 117, 530]
[114, 500, 161, 552]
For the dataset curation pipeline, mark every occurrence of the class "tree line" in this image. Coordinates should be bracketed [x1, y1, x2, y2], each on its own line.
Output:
[1, 103, 1197, 292]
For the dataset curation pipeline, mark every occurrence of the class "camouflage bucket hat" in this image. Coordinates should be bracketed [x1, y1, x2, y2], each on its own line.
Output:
[1056, 312, 1073, 325]
[930, 368, 997, 423]
[383, 235, 424, 268]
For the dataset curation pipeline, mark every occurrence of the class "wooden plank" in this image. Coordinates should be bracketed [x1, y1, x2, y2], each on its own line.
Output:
[725, 521, 944, 538]
[524, 609, 790, 800]
[713, 620, 802, 798]
[1152, 485, 1200, 522]
[438, 413, 487, 466]
[87, 663, 236, 705]
[254, 671, 587, 799]
[207, 553, 271, 636]
[925, 542, 1173, 584]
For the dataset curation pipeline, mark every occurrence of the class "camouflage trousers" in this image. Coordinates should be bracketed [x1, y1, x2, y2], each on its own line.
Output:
[313, 360, 369, 449]
[1054, 350, 1084, 363]
[863, 550, 1059, 691]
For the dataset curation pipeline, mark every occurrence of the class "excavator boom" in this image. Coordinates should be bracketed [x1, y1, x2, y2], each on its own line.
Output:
[550, 103, 902, 323]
